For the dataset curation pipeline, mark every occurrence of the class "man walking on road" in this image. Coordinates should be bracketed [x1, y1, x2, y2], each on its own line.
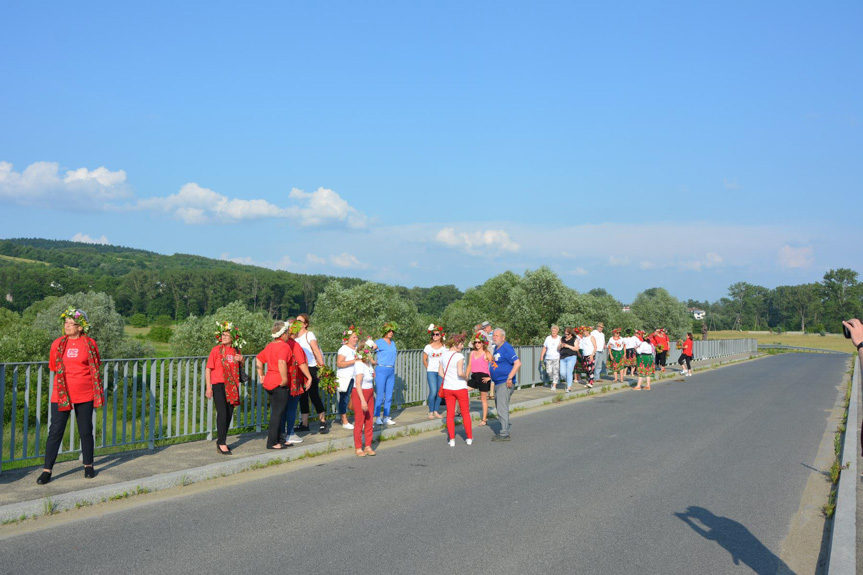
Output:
[489, 328, 521, 441]
[591, 323, 606, 382]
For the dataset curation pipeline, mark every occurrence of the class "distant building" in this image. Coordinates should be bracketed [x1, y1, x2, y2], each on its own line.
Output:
[688, 308, 706, 320]
[622, 306, 631, 313]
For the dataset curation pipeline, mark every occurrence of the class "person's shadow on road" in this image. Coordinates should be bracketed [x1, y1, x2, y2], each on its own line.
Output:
[674, 506, 795, 575]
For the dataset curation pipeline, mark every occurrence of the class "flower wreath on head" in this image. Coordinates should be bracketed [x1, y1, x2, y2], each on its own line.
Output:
[355, 343, 376, 363]
[428, 323, 446, 340]
[60, 308, 90, 334]
[288, 319, 304, 336]
[472, 331, 485, 344]
[381, 321, 399, 337]
[214, 320, 247, 349]
[342, 325, 363, 344]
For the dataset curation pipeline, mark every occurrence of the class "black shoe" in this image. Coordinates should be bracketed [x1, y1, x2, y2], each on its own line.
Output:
[84, 466, 96, 479]
[36, 471, 52, 485]
[491, 435, 511, 442]
[217, 445, 232, 455]
[319, 421, 329, 434]
[294, 424, 310, 432]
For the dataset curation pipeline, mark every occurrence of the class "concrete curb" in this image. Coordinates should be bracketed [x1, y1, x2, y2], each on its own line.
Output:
[827, 355, 858, 574]
[0, 352, 757, 524]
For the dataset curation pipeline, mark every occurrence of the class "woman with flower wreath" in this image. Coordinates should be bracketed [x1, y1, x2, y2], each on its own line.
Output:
[623, 328, 638, 376]
[37, 308, 104, 485]
[206, 321, 246, 455]
[336, 327, 360, 429]
[352, 343, 377, 456]
[295, 313, 329, 434]
[372, 321, 399, 426]
[578, 326, 597, 389]
[633, 330, 655, 390]
[257, 321, 293, 449]
[465, 331, 495, 425]
[439, 332, 473, 447]
[422, 324, 447, 420]
[606, 328, 627, 383]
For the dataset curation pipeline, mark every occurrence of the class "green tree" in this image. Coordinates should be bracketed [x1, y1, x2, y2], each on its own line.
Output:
[171, 300, 274, 356]
[0, 309, 53, 362]
[821, 268, 862, 332]
[629, 287, 691, 339]
[32, 291, 128, 358]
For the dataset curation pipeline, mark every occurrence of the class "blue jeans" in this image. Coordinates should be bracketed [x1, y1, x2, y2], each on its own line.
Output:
[280, 394, 301, 437]
[593, 350, 606, 381]
[426, 371, 443, 413]
[338, 380, 354, 415]
[560, 355, 577, 388]
[374, 366, 395, 418]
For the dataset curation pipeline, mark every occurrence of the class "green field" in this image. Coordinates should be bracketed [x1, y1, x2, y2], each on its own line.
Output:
[708, 330, 853, 354]
[124, 325, 174, 357]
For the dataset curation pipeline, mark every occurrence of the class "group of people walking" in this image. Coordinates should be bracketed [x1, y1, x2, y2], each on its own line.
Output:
[541, 325, 696, 392]
[36, 305, 688, 483]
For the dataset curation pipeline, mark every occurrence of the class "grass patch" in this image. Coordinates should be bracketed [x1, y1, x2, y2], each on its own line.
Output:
[2, 514, 28, 525]
[42, 497, 58, 515]
[709, 330, 852, 354]
[552, 393, 565, 403]
[823, 488, 837, 517]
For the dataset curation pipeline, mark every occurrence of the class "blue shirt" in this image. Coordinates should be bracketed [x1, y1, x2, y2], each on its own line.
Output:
[489, 341, 519, 384]
[374, 338, 397, 366]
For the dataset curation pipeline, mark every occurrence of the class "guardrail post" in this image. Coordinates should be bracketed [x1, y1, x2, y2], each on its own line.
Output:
[149, 359, 156, 450]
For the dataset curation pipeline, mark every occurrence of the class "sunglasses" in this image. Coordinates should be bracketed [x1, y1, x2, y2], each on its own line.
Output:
[432, 333, 441, 336]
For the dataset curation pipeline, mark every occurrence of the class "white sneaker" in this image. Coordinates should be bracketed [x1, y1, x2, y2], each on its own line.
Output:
[375, 418, 384, 425]
[342, 422, 354, 429]
[385, 417, 397, 426]
[287, 434, 303, 444]
[447, 439, 455, 447]
[466, 438, 473, 446]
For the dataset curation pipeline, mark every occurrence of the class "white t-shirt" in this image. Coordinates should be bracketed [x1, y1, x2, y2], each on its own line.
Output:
[579, 336, 596, 356]
[423, 343, 447, 372]
[591, 330, 606, 351]
[624, 336, 639, 350]
[440, 350, 468, 391]
[297, 331, 318, 367]
[607, 337, 625, 351]
[543, 336, 561, 360]
[636, 340, 655, 355]
[336, 345, 356, 391]
[354, 360, 374, 390]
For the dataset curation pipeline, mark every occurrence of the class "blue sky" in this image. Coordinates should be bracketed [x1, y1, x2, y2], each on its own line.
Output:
[1, 1, 860, 303]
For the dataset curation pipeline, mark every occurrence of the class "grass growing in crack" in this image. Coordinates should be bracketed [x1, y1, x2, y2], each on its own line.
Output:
[179, 474, 192, 487]
[600, 385, 610, 393]
[511, 406, 526, 413]
[823, 488, 837, 517]
[135, 485, 151, 495]
[109, 491, 130, 501]
[2, 514, 28, 525]
[42, 497, 58, 515]
[552, 393, 565, 403]
[75, 500, 92, 509]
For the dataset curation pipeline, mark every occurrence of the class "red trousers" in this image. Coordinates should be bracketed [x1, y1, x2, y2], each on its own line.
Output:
[352, 387, 375, 449]
[443, 388, 473, 440]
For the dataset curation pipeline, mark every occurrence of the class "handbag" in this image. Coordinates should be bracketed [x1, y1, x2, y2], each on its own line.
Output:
[238, 363, 249, 384]
[438, 353, 457, 398]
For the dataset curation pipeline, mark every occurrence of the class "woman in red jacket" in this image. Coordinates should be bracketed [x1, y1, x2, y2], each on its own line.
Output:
[206, 321, 246, 455]
[257, 321, 293, 450]
[37, 308, 105, 485]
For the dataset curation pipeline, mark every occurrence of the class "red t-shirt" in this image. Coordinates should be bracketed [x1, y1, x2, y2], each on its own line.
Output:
[257, 340, 293, 391]
[287, 339, 308, 366]
[206, 345, 239, 384]
[682, 339, 693, 355]
[49, 336, 98, 403]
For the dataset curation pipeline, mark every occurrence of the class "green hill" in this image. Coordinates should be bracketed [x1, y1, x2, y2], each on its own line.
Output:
[0, 238, 461, 320]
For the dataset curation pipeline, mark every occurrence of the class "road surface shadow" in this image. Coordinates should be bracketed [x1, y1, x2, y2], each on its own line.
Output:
[674, 506, 795, 575]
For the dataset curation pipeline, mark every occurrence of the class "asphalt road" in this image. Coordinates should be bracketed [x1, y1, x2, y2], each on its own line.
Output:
[0, 354, 847, 575]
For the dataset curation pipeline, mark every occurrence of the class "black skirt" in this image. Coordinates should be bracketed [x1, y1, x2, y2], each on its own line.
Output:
[469, 372, 491, 392]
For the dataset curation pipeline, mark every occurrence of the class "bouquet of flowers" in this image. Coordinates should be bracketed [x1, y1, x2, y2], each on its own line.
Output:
[317, 364, 338, 395]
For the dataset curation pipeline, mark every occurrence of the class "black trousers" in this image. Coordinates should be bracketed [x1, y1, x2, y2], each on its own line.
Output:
[266, 386, 289, 448]
[44, 401, 95, 470]
[678, 353, 692, 370]
[211, 383, 234, 446]
[655, 350, 668, 368]
[299, 366, 325, 416]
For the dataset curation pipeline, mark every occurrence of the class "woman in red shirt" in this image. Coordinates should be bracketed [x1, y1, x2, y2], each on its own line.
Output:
[206, 321, 246, 455]
[37, 308, 104, 485]
[678, 332, 694, 377]
[257, 321, 293, 449]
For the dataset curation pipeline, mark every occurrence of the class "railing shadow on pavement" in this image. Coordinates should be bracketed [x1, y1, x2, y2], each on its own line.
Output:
[674, 505, 795, 575]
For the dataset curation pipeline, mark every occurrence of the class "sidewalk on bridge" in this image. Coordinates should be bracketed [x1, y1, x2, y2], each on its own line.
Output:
[0, 352, 757, 522]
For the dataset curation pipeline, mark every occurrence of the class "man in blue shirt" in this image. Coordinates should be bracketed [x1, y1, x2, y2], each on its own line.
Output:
[489, 328, 521, 441]
[373, 322, 398, 426]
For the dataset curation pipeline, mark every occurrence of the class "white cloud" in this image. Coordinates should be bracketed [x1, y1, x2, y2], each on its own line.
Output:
[306, 253, 327, 265]
[287, 187, 367, 228]
[679, 252, 723, 271]
[639, 261, 657, 270]
[330, 252, 366, 269]
[569, 267, 589, 276]
[0, 161, 130, 207]
[71, 233, 110, 245]
[608, 256, 630, 267]
[139, 183, 286, 224]
[435, 227, 520, 255]
[778, 245, 814, 269]
[219, 253, 293, 270]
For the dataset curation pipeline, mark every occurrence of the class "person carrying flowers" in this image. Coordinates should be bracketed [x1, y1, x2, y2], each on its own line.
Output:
[352, 342, 378, 456]
[37, 308, 105, 485]
[206, 320, 246, 455]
